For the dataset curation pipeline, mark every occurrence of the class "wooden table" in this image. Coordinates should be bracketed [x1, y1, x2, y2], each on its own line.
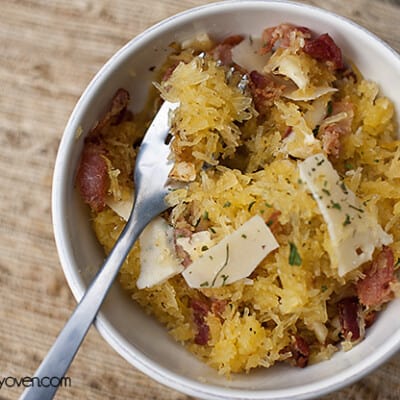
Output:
[1, 0, 400, 399]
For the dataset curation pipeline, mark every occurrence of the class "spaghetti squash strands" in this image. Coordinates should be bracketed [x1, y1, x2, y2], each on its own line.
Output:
[77, 23, 400, 376]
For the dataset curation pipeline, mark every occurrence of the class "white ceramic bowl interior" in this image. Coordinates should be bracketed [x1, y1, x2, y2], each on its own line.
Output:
[52, 1, 400, 399]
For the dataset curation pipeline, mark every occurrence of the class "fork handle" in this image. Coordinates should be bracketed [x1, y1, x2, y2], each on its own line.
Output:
[20, 207, 149, 400]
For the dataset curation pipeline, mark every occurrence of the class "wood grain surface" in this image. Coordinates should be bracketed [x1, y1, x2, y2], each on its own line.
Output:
[1, 0, 400, 399]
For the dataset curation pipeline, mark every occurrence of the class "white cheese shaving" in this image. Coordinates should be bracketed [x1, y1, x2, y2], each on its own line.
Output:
[284, 86, 337, 101]
[137, 217, 183, 289]
[182, 215, 279, 288]
[105, 192, 133, 221]
[231, 37, 271, 73]
[266, 49, 309, 90]
[298, 153, 393, 276]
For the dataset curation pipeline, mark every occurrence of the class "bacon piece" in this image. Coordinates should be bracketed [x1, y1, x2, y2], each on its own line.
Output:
[290, 335, 310, 368]
[364, 311, 377, 328]
[76, 88, 130, 212]
[162, 61, 180, 82]
[338, 297, 362, 341]
[319, 100, 354, 158]
[283, 126, 293, 139]
[357, 247, 396, 308]
[321, 125, 341, 158]
[249, 70, 285, 113]
[260, 24, 312, 54]
[210, 299, 228, 319]
[76, 142, 109, 212]
[190, 298, 210, 345]
[303, 33, 343, 70]
[212, 35, 244, 66]
[174, 228, 192, 267]
[91, 88, 130, 135]
[265, 210, 282, 234]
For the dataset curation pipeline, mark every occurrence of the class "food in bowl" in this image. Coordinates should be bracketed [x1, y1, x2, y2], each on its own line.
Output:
[76, 23, 400, 375]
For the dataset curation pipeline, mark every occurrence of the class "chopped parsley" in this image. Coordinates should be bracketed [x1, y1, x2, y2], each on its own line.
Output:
[344, 162, 354, 170]
[312, 125, 320, 137]
[221, 274, 229, 286]
[340, 182, 348, 194]
[322, 188, 331, 196]
[327, 101, 333, 116]
[211, 244, 230, 286]
[289, 242, 302, 266]
[248, 201, 256, 212]
[343, 214, 352, 226]
[349, 204, 364, 213]
[223, 201, 232, 208]
[331, 201, 342, 210]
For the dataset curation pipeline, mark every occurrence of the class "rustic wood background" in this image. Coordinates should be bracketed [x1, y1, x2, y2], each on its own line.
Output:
[1, 0, 400, 399]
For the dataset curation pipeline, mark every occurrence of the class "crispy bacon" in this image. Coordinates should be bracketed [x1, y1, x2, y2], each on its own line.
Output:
[91, 88, 130, 135]
[357, 247, 396, 308]
[321, 125, 341, 158]
[174, 227, 192, 267]
[76, 88, 130, 212]
[303, 33, 343, 70]
[364, 311, 377, 328]
[290, 335, 310, 368]
[249, 70, 285, 113]
[283, 126, 293, 139]
[76, 142, 109, 212]
[212, 35, 244, 66]
[190, 298, 210, 345]
[338, 297, 362, 341]
[162, 61, 180, 82]
[210, 298, 228, 318]
[319, 100, 354, 158]
[265, 210, 282, 234]
[260, 23, 312, 54]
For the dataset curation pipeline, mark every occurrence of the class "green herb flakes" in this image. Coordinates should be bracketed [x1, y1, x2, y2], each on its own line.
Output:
[248, 201, 256, 212]
[289, 242, 302, 266]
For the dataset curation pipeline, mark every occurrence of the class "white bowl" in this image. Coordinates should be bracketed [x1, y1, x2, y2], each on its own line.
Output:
[52, 1, 400, 399]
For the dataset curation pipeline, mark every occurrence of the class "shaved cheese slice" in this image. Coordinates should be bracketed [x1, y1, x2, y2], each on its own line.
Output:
[106, 192, 133, 221]
[299, 153, 393, 276]
[266, 50, 309, 90]
[275, 100, 321, 159]
[137, 217, 183, 289]
[231, 37, 271, 73]
[284, 86, 337, 101]
[182, 215, 279, 288]
[304, 95, 330, 130]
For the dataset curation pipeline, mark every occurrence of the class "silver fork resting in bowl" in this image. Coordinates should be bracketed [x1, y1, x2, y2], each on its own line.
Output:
[20, 100, 179, 400]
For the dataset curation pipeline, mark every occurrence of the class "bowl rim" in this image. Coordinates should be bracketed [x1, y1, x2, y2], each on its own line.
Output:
[52, 1, 400, 399]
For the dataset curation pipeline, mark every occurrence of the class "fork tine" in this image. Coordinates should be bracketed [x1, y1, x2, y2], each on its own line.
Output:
[140, 100, 179, 147]
[133, 100, 179, 197]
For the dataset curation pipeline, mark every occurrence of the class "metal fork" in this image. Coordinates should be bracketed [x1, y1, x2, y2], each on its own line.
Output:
[20, 100, 179, 400]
